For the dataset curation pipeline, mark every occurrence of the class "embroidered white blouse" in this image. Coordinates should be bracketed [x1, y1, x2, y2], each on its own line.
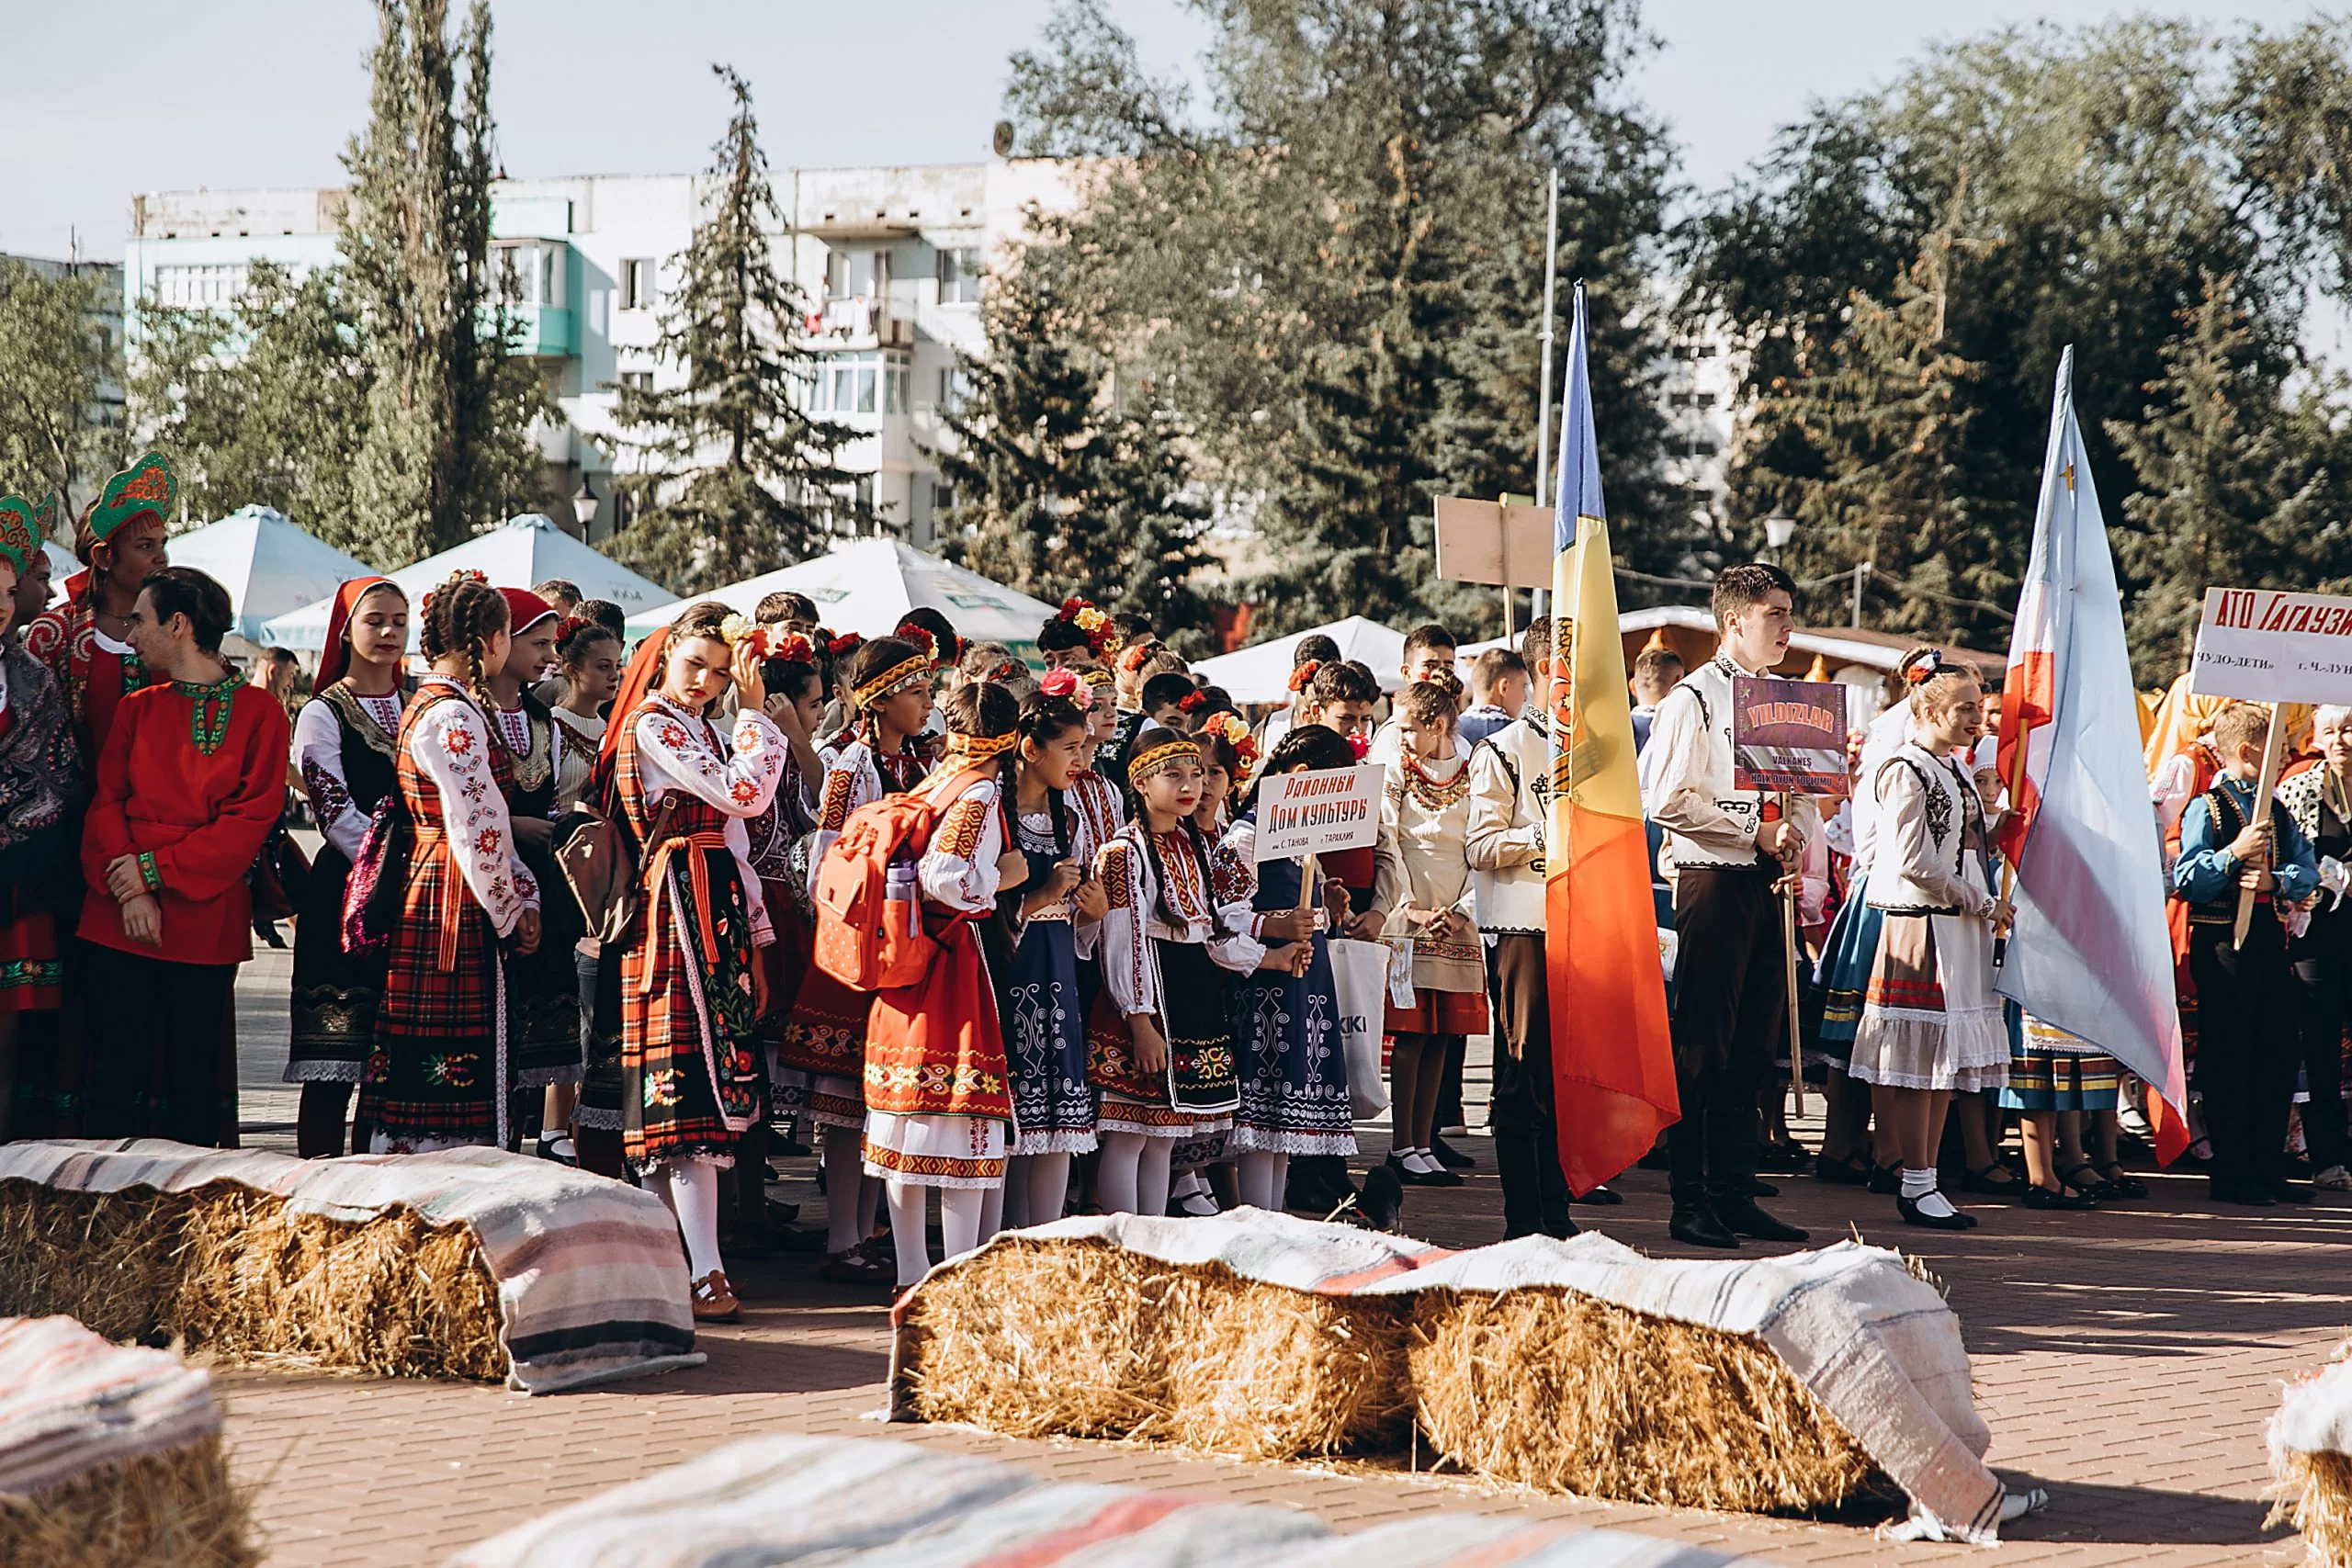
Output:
[293, 690, 403, 863]
[405, 677, 537, 937]
[1094, 822, 1265, 1025]
[630, 694, 788, 946]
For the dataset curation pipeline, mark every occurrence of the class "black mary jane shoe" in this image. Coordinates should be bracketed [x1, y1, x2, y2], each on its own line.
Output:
[1815, 1153, 1872, 1186]
[1896, 1193, 1977, 1231]
[1960, 1162, 2021, 1196]
[1429, 1135, 1476, 1170]
[1867, 1163, 1904, 1196]
[2097, 1162, 2149, 1200]
[2060, 1163, 2121, 1202]
[2019, 1183, 2097, 1212]
[1385, 1152, 1461, 1189]
[1571, 1183, 1624, 1206]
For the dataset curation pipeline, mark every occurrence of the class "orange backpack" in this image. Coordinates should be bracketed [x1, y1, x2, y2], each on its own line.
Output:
[811, 766, 990, 992]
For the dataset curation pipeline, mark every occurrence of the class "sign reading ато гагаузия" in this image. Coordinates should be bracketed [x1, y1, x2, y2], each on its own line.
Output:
[2192, 588, 2352, 705]
[1251, 764, 1383, 863]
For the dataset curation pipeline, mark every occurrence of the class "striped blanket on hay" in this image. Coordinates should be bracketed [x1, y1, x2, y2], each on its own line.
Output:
[0, 1139, 701, 1394]
[0, 1314, 220, 1498]
[448, 1432, 1776, 1567]
[891, 1210, 2007, 1545]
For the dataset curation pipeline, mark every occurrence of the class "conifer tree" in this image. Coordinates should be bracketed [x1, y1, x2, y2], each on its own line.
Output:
[2108, 272, 2335, 682]
[933, 257, 1215, 639]
[341, 0, 548, 566]
[608, 66, 862, 592]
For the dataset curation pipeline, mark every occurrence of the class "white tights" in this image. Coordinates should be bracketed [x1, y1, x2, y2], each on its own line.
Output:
[649, 1154, 725, 1281]
[822, 1125, 880, 1256]
[885, 1179, 994, 1288]
[1003, 1151, 1073, 1231]
[1235, 1151, 1289, 1213]
[1097, 1132, 1172, 1217]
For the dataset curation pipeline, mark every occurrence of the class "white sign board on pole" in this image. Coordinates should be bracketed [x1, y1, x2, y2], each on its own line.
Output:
[2191, 588, 2352, 705]
[1251, 764, 1384, 863]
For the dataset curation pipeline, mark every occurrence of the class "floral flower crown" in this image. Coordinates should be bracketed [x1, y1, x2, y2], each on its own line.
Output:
[1039, 667, 1083, 701]
[823, 629, 863, 660]
[1288, 660, 1321, 694]
[769, 631, 817, 664]
[1057, 596, 1123, 657]
[1198, 711, 1261, 784]
[898, 624, 937, 662]
[714, 613, 772, 657]
[1175, 689, 1208, 715]
[419, 570, 490, 619]
[1902, 649, 1949, 686]
[1119, 642, 1156, 675]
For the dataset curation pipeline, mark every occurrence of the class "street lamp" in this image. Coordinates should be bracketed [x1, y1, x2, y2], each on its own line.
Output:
[1763, 512, 1797, 552]
[571, 475, 600, 540]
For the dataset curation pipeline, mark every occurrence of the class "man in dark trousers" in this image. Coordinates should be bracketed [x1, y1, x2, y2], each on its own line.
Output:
[1639, 564, 1813, 1248]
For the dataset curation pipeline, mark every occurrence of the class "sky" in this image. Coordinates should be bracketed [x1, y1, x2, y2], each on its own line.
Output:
[0, 0, 2328, 263]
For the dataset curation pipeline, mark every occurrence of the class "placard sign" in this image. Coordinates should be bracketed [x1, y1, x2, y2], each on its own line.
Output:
[1252, 764, 1383, 863]
[1731, 676, 1850, 796]
[2191, 588, 2352, 705]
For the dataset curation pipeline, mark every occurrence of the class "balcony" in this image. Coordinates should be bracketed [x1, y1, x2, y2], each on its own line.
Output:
[808, 295, 913, 350]
[483, 301, 576, 359]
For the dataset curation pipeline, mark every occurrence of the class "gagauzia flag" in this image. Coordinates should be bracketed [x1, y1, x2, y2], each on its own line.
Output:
[1545, 283, 1679, 1195]
[1995, 347, 2188, 1160]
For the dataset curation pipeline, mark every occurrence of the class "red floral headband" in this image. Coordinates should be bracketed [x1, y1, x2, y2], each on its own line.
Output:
[825, 630, 863, 660]
[1119, 642, 1155, 674]
[1176, 689, 1208, 715]
[1039, 667, 1083, 700]
[899, 625, 937, 661]
[1288, 660, 1321, 694]
[770, 631, 817, 663]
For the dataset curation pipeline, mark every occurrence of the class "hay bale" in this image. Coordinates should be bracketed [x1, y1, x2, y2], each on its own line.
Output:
[901, 1238, 1411, 1461]
[2272, 1450, 2352, 1568]
[0, 1432, 256, 1568]
[0, 1179, 503, 1382]
[1407, 1287, 1883, 1512]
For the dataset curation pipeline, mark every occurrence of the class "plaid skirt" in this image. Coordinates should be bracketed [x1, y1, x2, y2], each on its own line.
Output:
[363, 840, 507, 1152]
[617, 840, 764, 1168]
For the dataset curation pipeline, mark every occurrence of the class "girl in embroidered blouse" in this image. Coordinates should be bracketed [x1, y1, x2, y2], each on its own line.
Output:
[1089, 726, 1295, 1218]
[775, 633, 934, 1286]
[1380, 681, 1486, 1188]
[605, 600, 788, 1321]
[548, 614, 624, 1174]
[362, 576, 541, 1156]
[81, 567, 290, 1146]
[0, 495, 77, 1145]
[996, 682, 1112, 1230]
[864, 683, 1026, 1286]
[482, 589, 584, 1152]
[285, 576, 410, 1156]
[548, 614, 622, 813]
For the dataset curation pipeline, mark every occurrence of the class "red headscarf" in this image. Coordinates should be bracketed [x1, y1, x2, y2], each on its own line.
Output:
[499, 587, 557, 637]
[316, 575, 401, 690]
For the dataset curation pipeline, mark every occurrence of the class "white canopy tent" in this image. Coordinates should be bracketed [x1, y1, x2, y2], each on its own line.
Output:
[39, 541, 73, 605]
[166, 505, 379, 641]
[1190, 615, 1408, 705]
[624, 538, 1059, 649]
[261, 513, 670, 651]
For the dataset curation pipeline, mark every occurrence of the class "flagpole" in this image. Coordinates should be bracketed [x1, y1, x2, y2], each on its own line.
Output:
[1532, 167, 1559, 624]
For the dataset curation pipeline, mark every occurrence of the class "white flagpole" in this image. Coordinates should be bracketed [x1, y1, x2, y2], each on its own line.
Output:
[1532, 167, 1559, 623]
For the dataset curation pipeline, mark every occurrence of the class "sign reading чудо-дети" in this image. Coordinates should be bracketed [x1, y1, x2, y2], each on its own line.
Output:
[1731, 675, 1851, 796]
[2192, 588, 2352, 705]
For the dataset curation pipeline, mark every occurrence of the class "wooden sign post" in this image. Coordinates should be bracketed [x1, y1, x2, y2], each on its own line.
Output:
[2233, 705, 2287, 951]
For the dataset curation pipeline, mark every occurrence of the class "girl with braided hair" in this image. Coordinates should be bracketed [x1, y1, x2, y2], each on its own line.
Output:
[1224, 725, 1360, 1213]
[1086, 725, 1294, 1216]
[864, 682, 1023, 1284]
[359, 574, 543, 1155]
[774, 634, 932, 1286]
[995, 687, 1112, 1228]
[605, 600, 790, 1320]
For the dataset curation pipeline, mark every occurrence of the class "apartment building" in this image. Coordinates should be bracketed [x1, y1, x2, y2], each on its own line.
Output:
[123, 161, 1081, 546]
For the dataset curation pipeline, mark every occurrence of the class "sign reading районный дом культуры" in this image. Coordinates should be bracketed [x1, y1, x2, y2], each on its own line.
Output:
[1251, 763, 1384, 863]
[2191, 588, 2352, 705]
[1731, 676, 1851, 796]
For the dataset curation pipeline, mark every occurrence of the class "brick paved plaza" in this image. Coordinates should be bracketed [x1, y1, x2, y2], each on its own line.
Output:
[216, 951, 2346, 1566]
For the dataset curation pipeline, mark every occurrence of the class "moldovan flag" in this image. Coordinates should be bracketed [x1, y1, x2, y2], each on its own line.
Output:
[1546, 283, 1679, 1194]
[1995, 347, 2188, 1160]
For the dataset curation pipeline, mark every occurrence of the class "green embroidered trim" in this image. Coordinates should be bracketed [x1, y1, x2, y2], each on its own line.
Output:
[122, 647, 143, 698]
[0, 957, 62, 989]
[138, 851, 162, 892]
[174, 670, 243, 755]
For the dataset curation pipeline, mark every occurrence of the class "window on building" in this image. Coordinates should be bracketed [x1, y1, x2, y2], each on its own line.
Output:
[826, 249, 888, 300]
[620, 257, 654, 310]
[808, 351, 910, 417]
[617, 370, 653, 393]
[492, 242, 560, 308]
[151, 264, 252, 309]
[936, 246, 983, 304]
[936, 366, 971, 415]
[934, 480, 958, 518]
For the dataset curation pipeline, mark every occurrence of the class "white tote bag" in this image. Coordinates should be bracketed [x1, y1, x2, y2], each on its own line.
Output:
[1327, 936, 1394, 1119]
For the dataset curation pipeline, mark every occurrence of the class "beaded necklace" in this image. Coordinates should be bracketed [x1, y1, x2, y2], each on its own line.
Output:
[174, 669, 243, 756]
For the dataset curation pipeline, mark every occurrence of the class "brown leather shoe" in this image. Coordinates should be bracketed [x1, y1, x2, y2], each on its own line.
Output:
[691, 1269, 741, 1323]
